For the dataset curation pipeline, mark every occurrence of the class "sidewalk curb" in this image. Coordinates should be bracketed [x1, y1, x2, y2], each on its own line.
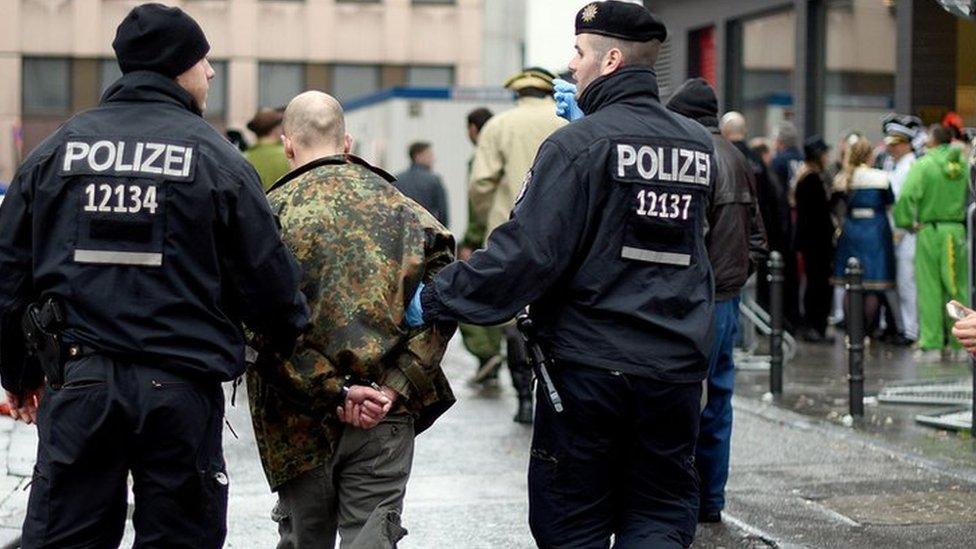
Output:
[732, 395, 976, 485]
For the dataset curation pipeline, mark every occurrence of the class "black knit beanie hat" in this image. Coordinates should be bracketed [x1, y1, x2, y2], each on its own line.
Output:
[113, 3, 211, 78]
[665, 78, 719, 130]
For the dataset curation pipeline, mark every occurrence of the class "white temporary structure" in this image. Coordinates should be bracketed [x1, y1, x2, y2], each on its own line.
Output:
[344, 87, 516, 238]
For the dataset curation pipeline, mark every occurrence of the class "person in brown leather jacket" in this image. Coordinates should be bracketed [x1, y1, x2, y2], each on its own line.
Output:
[667, 77, 767, 524]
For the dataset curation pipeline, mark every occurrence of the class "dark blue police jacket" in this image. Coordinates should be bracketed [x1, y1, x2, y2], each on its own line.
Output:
[0, 71, 308, 391]
[423, 67, 716, 383]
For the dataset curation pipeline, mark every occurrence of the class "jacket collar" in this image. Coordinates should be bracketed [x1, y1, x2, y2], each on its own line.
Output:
[515, 95, 554, 108]
[577, 67, 660, 115]
[268, 154, 395, 195]
[101, 71, 202, 116]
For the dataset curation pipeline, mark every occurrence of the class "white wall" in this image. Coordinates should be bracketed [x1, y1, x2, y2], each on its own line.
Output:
[482, 0, 526, 86]
[525, 0, 580, 73]
[346, 92, 516, 237]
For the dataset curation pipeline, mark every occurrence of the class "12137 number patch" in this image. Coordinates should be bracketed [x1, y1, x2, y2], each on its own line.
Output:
[635, 189, 692, 220]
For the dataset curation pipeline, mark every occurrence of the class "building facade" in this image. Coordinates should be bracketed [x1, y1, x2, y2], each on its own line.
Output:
[0, 0, 489, 182]
[649, 0, 976, 143]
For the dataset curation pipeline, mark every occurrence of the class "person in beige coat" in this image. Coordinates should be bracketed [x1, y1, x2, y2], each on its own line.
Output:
[470, 68, 567, 237]
[466, 67, 566, 423]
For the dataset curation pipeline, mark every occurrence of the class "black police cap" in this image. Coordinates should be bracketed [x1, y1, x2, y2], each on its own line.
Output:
[575, 1, 667, 43]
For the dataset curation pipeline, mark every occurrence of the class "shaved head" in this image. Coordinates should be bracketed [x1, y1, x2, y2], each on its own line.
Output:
[283, 91, 346, 151]
[720, 111, 747, 141]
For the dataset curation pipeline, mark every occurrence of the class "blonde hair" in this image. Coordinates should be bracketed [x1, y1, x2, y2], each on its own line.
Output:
[842, 137, 873, 192]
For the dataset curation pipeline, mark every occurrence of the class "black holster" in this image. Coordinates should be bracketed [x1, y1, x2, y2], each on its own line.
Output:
[21, 297, 66, 389]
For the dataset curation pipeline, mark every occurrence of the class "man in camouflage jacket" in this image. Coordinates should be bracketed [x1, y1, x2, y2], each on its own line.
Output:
[247, 91, 456, 549]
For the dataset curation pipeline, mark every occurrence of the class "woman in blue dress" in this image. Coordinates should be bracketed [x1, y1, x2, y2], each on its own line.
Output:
[832, 137, 896, 332]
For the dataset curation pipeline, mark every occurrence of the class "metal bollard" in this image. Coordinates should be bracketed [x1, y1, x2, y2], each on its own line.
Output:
[845, 257, 865, 418]
[768, 251, 784, 396]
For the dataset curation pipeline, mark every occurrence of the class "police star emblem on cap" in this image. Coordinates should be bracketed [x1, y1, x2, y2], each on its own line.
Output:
[581, 3, 599, 23]
[575, 1, 668, 43]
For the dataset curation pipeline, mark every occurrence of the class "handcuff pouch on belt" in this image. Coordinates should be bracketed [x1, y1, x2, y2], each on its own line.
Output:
[21, 297, 66, 390]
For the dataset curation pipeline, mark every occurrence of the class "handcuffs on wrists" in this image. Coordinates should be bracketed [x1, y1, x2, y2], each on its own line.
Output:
[340, 375, 383, 399]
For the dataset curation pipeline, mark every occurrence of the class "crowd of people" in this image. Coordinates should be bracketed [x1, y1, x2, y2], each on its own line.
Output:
[223, 40, 976, 544]
[718, 113, 974, 362]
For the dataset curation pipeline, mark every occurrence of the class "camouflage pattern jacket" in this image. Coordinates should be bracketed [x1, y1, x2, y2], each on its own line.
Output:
[247, 154, 456, 490]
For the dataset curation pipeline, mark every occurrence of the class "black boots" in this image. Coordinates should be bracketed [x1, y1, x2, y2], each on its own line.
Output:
[514, 395, 534, 424]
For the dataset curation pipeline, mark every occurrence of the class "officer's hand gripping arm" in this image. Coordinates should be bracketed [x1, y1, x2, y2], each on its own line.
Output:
[405, 283, 426, 328]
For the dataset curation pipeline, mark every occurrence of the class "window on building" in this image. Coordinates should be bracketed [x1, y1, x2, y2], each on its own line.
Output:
[22, 58, 71, 115]
[331, 64, 381, 102]
[406, 66, 454, 87]
[656, 39, 674, 98]
[100, 59, 227, 120]
[99, 59, 123, 96]
[726, 10, 796, 138]
[823, 0, 896, 143]
[687, 26, 717, 88]
[207, 60, 228, 119]
[259, 62, 305, 108]
[957, 18, 976, 127]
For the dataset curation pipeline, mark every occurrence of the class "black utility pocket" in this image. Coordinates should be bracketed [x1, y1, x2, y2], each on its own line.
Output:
[383, 510, 408, 545]
[60, 356, 107, 390]
[196, 463, 229, 547]
[622, 182, 703, 267]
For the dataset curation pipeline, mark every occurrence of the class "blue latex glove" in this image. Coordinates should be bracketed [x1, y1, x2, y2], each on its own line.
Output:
[405, 282, 426, 328]
[553, 78, 584, 122]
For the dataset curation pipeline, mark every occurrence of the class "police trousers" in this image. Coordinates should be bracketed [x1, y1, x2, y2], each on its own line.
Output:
[528, 363, 701, 549]
[21, 354, 228, 548]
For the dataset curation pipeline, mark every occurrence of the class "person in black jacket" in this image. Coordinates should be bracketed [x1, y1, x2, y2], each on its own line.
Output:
[0, 5, 309, 547]
[394, 142, 450, 227]
[794, 136, 836, 342]
[667, 79, 767, 525]
[406, 3, 714, 546]
[721, 112, 793, 316]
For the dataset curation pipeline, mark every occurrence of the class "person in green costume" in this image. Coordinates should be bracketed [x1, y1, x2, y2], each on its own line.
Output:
[245, 107, 290, 191]
[894, 125, 970, 362]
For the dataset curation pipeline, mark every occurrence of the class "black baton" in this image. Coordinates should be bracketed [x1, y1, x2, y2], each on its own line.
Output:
[516, 313, 563, 413]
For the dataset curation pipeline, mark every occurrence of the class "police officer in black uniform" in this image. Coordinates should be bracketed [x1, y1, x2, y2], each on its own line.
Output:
[0, 4, 309, 547]
[406, 2, 715, 547]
